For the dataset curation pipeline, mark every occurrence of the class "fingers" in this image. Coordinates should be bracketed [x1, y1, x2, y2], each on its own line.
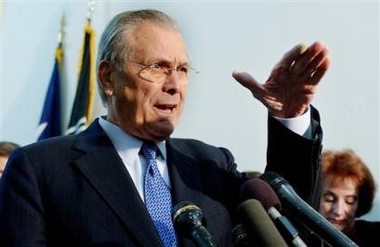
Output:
[280, 43, 307, 67]
[309, 55, 331, 85]
[291, 41, 330, 78]
[270, 42, 320, 80]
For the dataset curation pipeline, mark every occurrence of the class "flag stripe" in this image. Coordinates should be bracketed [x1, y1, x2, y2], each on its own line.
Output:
[37, 46, 63, 140]
[66, 25, 95, 135]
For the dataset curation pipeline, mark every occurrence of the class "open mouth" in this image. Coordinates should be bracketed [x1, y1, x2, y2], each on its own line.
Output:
[155, 104, 176, 113]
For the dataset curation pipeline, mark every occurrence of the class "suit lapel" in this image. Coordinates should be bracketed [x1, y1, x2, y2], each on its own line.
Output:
[166, 139, 204, 211]
[71, 121, 162, 246]
[70, 122, 208, 246]
[167, 140, 212, 247]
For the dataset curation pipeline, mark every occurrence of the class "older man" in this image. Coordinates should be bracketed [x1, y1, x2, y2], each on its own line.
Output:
[0, 9, 330, 247]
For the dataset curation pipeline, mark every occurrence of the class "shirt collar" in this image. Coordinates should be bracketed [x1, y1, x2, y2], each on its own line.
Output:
[98, 117, 167, 164]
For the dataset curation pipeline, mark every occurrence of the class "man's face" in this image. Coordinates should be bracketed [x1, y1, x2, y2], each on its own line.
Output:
[319, 176, 359, 234]
[103, 21, 189, 141]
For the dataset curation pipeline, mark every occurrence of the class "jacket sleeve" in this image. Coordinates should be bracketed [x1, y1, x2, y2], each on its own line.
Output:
[265, 105, 322, 209]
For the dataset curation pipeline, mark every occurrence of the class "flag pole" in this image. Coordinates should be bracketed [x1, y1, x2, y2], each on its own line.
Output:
[86, 0, 96, 26]
[36, 15, 65, 140]
[66, 0, 97, 135]
[84, 0, 96, 126]
[55, 14, 65, 66]
[58, 14, 66, 49]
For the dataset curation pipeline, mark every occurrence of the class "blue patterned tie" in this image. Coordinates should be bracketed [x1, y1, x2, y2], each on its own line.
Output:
[141, 141, 177, 247]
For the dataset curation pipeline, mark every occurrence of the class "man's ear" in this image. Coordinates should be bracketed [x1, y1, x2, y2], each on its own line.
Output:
[98, 60, 115, 96]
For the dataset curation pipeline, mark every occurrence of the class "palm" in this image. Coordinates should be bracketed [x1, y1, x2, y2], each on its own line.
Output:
[233, 41, 331, 118]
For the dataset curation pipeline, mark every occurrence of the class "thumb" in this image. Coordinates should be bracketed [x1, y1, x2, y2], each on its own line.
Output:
[232, 70, 263, 95]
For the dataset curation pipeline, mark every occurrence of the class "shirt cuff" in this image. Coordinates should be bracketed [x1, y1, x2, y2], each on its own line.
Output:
[272, 107, 312, 139]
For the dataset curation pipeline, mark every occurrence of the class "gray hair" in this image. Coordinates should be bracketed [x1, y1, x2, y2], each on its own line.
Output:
[96, 9, 180, 105]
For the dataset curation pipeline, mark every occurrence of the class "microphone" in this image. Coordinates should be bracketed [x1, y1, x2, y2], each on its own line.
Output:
[260, 171, 358, 247]
[239, 178, 307, 247]
[237, 198, 288, 247]
[231, 223, 253, 247]
[172, 201, 217, 247]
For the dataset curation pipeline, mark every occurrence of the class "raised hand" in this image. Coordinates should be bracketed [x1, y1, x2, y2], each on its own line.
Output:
[233, 41, 331, 118]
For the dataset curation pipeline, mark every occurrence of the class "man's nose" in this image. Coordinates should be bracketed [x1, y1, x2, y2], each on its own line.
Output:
[162, 70, 184, 93]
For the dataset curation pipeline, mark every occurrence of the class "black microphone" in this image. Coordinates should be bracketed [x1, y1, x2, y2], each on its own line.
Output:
[260, 171, 358, 247]
[172, 201, 218, 247]
[231, 223, 253, 247]
[237, 198, 288, 247]
[239, 178, 307, 247]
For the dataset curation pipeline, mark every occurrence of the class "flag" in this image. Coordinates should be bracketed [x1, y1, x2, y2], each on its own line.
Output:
[66, 24, 95, 135]
[37, 46, 63, 141]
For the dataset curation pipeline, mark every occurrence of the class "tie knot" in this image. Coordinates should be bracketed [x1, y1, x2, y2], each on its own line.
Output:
[141, 141, 158, 161]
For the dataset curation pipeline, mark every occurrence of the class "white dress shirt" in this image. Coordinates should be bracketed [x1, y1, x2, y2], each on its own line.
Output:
[98, 108, 312, 201]
[98, 117, 171, 202]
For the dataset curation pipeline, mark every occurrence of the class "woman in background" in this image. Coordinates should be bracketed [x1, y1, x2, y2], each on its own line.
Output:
[319, 149, 380, 247]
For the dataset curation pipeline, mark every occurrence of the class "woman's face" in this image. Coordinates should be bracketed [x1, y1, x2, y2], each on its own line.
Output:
[319, 176, 359, 234]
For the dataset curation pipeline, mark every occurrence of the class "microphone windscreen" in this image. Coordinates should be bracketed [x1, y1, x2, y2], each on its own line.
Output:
[237, 199, 287, 247]
[239, 178, 282, 211]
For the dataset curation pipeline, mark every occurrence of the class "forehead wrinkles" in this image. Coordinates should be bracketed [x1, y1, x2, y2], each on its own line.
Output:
[127, 22, 188, 62]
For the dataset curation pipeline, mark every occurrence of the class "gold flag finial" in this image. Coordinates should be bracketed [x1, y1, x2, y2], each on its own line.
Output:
[86, 0, 96, 26]
[57, 14, 66, 48]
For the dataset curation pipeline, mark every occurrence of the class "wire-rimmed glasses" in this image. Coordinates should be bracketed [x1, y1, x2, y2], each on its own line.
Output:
[127, 61, 199, 85]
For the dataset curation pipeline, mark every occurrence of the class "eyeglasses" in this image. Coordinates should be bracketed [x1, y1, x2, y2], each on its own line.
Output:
[126, 60, 199, 85]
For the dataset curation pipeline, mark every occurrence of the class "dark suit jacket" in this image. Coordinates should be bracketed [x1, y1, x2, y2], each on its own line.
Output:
[0, 107, 322, 247]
